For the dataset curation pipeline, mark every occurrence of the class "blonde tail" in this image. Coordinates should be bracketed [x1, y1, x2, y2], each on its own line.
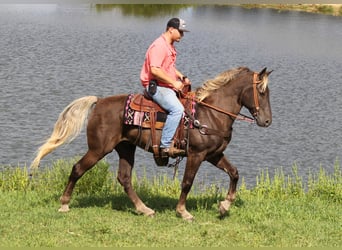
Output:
[30, 96, 98, 169]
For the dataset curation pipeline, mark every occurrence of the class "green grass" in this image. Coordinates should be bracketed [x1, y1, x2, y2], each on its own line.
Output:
[240, 4, 342, 16]
[0, 158, 341, 247]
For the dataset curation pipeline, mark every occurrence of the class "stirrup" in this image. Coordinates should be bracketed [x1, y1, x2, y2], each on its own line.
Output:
[153, 154, 169, 167]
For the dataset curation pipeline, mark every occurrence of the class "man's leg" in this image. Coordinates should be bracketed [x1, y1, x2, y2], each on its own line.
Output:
[152, 86, 184, 149]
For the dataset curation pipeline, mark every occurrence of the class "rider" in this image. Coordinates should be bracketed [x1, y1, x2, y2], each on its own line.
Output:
[140, 17, 191, 157]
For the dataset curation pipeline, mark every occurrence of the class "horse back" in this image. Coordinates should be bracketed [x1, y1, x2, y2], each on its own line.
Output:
[87, 94, 128, 130]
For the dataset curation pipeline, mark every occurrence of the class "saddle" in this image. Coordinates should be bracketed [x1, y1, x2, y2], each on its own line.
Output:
[128, 92, 167, 129]
[124, 87, 195, 165]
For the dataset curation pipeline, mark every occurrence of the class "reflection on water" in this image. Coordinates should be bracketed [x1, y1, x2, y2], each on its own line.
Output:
[94, 4, 189, 17]
[1, 4, 342, 188]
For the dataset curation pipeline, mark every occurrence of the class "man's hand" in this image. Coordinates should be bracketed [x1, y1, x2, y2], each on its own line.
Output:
[173, 80, 184, 91]
[182, 77, 191, 85]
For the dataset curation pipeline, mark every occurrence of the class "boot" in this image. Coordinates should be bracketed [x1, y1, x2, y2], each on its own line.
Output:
[160, 141, 186, 158]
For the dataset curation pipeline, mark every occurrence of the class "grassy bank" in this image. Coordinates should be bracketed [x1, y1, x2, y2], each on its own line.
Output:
[0, 159, 341, 247]
[240, 4, 342, 16]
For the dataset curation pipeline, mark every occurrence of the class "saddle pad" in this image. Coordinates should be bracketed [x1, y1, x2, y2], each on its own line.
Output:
[123, 93, 196, 129]
[124, 94, 167, 129]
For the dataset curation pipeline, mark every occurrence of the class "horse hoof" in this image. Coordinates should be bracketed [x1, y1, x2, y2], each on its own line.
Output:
[185, 215, 194, 222]
[219, 200, 231, 216]
[177, 210, 194, 222]
[136, 205, 155, 217]
[143, 208, 156, 218]
[182, 214, 194, 222]
[147, 212, 155, 218]
[58, 204, 70, 213]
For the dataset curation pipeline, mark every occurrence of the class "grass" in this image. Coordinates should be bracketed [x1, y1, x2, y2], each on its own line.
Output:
[0, 158, 341, 247]
[240, 4, 342, 16]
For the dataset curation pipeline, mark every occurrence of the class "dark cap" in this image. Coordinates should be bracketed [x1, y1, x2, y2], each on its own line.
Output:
[167, 18, 189, 32]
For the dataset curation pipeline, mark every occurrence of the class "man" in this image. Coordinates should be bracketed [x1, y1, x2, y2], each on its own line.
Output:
[140, 17, 190, 158]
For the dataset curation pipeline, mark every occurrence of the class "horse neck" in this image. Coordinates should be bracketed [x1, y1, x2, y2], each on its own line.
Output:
[198, 82, 243, 126]
[208, 81, 243, 114]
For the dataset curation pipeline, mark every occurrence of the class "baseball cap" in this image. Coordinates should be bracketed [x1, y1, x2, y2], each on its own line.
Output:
[167, 18, 189, 32]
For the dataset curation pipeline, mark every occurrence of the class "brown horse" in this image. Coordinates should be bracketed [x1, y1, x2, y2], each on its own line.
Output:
[30, 66, 272, 221]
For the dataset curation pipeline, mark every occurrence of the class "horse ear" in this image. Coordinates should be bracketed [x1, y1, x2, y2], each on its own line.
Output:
[258, 67, 267, 80]
[267, 70, 273, 76]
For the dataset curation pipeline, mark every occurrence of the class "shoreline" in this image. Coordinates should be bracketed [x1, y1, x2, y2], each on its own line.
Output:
[239, 4, 342, 16]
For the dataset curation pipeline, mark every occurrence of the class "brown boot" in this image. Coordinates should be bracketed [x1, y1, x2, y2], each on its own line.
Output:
[160, 141, 186, 158]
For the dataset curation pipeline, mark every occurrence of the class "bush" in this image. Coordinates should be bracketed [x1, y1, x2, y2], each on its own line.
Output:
[316, 5, 334, 15]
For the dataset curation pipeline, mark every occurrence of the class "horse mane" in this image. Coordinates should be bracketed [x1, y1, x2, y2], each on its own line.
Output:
[195, 66, 268, 102]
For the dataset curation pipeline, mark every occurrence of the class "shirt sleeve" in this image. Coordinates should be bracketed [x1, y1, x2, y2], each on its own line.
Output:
[148, 43, 166, 68]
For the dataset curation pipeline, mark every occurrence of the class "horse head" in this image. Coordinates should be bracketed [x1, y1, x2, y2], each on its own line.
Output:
[241, 67, 272, 127]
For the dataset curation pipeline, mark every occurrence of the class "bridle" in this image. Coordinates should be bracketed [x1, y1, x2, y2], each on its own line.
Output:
[195, 71, 262, 123]
[252, 72, 262, 117]
[183, 71, 263, 139]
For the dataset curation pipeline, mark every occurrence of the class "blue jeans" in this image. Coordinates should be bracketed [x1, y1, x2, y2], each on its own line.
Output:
[147, 86, 184, 148]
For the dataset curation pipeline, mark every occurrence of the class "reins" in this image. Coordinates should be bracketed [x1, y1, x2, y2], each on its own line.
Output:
[180, 71, 263, 139]
[196, 100, 255, 123]
[189, 71, 262, 124]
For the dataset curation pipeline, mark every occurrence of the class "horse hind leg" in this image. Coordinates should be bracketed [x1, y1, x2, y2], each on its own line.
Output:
[59, 150, 104, 212]
[115, 141, 155, 217]
[208, 154, 239, 217]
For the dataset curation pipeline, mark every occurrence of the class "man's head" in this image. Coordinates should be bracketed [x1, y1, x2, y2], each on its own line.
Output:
[166, 18, 189, 42]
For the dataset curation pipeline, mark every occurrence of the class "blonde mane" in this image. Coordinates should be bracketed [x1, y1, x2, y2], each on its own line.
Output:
[195, 67, 249, 102]
[258, 74, 269, 94]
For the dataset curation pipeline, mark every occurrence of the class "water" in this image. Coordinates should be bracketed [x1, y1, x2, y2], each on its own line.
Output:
[1, 4, 342, 188]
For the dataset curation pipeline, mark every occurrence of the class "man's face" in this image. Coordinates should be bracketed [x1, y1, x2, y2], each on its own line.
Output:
[170, 27, 184, 42]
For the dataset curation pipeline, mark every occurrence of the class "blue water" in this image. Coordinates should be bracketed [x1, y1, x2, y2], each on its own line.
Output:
[1, 4, 342, 188]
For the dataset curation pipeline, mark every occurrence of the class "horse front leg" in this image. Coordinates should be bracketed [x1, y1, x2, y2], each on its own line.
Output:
[208, 154, 239, 217]
[115, 142, 155, 217]
[176, 154, 204, 221]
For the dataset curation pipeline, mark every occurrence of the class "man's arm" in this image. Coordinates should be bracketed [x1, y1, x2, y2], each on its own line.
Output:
[175, 69, 190, 84]
[151, 66, 183, 90]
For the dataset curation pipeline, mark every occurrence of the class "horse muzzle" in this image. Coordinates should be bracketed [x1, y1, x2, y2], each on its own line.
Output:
[254, 113, 272, 127]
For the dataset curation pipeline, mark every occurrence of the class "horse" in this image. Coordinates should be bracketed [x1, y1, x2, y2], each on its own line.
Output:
[30, 66, 272, 221]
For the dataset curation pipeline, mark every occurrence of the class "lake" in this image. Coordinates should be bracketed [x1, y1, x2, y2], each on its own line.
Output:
[1, 4, 342, 188]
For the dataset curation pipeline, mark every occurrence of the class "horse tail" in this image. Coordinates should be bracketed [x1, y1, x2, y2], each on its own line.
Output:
[30, 96, 98, 169]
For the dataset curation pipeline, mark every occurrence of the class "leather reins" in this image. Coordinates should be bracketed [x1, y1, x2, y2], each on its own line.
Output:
[183, 72, 262, 139]
[195, 71, 262, 122]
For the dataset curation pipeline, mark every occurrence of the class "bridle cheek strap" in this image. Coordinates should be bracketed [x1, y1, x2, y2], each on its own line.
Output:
[252, 72, 261, 116]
